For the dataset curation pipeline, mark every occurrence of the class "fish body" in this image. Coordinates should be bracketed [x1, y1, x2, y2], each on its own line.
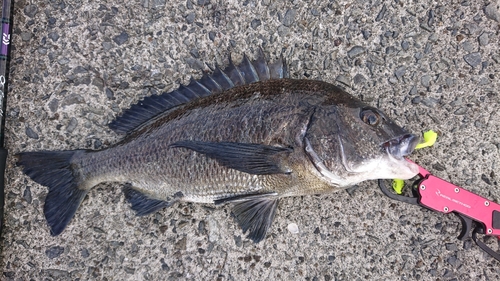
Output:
[17, 51, 419, 242]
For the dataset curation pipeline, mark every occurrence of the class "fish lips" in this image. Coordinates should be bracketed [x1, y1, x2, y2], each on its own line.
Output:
[382, 134, 419, 159]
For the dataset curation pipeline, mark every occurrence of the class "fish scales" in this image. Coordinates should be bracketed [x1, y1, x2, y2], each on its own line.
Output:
[82, 79, 333, 200]
[16, 51, 419, 241]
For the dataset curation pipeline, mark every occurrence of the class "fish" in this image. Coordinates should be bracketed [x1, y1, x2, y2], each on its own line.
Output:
[16, 49, 419, 242]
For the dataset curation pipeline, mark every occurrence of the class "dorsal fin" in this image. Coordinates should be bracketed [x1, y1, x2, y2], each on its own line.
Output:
[109, 48, 289, 135]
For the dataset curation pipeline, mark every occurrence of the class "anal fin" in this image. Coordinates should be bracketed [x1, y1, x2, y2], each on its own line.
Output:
[123, 185, 181, 216]
[215, 193, 279, 243]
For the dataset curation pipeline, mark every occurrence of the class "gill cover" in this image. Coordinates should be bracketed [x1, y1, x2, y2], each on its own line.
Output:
[304, 103, 419, 187]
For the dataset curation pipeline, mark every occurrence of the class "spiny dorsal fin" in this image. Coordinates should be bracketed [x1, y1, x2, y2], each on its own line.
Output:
[109, 48, 289, 135]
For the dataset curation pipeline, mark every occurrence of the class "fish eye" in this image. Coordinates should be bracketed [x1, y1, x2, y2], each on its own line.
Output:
[360, 109, 381, 126]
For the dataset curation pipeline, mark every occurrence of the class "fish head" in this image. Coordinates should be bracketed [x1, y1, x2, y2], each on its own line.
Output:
[304, 101, 419, 188]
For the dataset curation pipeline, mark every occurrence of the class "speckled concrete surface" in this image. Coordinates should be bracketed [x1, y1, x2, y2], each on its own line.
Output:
[1, 0, 500, 280]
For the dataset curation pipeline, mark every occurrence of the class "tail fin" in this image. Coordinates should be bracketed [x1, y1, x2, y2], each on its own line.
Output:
[16, 150, 88, 236]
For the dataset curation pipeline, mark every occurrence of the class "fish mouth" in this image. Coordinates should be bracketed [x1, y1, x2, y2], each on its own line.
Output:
[382, 134, 419, 159]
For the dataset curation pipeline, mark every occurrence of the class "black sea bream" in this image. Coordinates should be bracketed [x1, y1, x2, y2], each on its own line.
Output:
[17, 50, 419, 242]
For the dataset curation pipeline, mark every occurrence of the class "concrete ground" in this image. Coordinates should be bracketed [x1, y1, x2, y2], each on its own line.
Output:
[2, 0, 500, 280]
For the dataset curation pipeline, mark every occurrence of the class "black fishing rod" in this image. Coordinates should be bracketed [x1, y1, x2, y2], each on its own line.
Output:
[0, 0, 14, 235]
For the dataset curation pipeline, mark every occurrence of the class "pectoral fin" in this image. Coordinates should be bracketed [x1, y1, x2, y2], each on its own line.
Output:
[215, 193, 279, 243]
[170, 141, 293, 175]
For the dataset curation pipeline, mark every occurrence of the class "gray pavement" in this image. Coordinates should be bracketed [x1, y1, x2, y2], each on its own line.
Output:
[2, 0, 500, 280]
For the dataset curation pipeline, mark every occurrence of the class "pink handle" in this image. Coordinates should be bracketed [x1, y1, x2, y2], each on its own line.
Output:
[417, 172, 500, 237]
